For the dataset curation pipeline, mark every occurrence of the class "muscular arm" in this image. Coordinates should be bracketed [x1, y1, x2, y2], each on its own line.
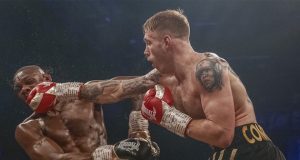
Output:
[128, 94, 154, 141]
[109, 76, 145, 111]
[111, 76, 145, 110]
[15, 120, 91, 160]
[186, 59, 235, 148]
[79, 69, 159, 104]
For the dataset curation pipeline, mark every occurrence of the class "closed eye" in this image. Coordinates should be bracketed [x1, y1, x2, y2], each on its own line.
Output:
[144, 39, 151, 45]
[13, 85, 22, 93]
[24, 77, 37, 85]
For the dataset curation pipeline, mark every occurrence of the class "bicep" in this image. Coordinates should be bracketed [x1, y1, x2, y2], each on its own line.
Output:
[196, 60, 235, 130]
[15, 120, 64, 160]
[201, 90, 235, 131]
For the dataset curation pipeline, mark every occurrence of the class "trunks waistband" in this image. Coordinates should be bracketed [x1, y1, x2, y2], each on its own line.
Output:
[213, 123, 271, 151]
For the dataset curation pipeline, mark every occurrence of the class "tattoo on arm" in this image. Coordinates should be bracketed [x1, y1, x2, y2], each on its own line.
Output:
[228, 66, 239, 78]
[80, 76, 156, 102]
[79, 83, 105, 101]
[80, 80, 127, 101]
[195, 59, 224, 92]
[121, 69, 160, 98]
[131, 94, 144, 111]
[122, 78, 152, 96]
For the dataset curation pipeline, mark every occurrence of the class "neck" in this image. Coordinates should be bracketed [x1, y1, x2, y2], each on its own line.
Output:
[169, 41, 196, 81]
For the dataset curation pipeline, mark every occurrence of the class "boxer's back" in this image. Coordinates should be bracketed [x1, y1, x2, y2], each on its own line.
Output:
[226, 63, 257, 126]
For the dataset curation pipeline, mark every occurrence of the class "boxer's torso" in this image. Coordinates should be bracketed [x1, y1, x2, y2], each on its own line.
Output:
[39, 100, 107, 153]
[160, 52, 256, 126]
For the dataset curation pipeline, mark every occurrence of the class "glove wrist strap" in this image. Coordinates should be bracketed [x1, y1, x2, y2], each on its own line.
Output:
[92, 145, 115, 160]
[128, 111, 150, 139]
[161, 106, 192, 137]
[128, 131, 150, 140]
[55, 82, 82, 100]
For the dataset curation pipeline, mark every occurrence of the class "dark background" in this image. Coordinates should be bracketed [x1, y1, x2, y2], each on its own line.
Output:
[1, 0, 300, 159]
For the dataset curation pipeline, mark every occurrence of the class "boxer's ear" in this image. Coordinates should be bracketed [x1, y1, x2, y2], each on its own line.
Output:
[163, 35, 171, 49]
[43, 73, 52, 82]
[163, 35, 171, 44]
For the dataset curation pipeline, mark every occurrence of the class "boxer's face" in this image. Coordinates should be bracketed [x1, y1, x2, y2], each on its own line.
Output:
[13, 69, 47, 101]
[144, 31, 170, 73]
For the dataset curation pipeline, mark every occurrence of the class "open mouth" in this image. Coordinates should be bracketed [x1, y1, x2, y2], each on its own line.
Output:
[146, 57, 151, 63]
[21, 92, 29, 101]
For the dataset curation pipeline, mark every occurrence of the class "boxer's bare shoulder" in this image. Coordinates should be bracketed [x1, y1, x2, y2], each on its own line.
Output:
[195, 57, 224, 92]
[15, 118, 67, 159]
[16, 119, 42, 140]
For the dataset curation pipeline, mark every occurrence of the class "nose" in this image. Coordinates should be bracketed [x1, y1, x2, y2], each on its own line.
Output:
[144, 52, 149, 58]
[20, 85, 33, 97]
[144, 49, 149, 58]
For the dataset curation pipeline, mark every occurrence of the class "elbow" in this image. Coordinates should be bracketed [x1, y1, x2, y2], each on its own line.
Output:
[216, 129, 234, 148]
[15, 123, 24, 139]
[15, 123, 27, 145]
[218, 136, 233, 148]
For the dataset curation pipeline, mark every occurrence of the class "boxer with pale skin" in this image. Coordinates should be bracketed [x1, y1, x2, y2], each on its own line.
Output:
[141, 9, 286, 160]
[13, 65, 160, 160]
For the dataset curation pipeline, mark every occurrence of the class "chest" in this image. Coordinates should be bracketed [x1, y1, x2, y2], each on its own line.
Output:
[44, 101, 103, 140]
[41, 101, 105, 152]
[60, 101, 95, 124]
[168, 79, 205, 119]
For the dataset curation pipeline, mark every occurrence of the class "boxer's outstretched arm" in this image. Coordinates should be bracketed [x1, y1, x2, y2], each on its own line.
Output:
[15, 120, 92, 160]
[186, 59, 235, 148]
[80, 69, 159, 104]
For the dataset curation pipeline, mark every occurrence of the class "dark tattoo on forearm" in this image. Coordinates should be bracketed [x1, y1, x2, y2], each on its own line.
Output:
[120, 69, 159, 99]
[80, 80, 126, 101]
[122, 77, 155, 97]
[144, 69, 160, 84]
[79, 77, 157, 102]
[195, 59, 223, 92]
[79, 84, 104, 101]
[131, 94, 144, 111]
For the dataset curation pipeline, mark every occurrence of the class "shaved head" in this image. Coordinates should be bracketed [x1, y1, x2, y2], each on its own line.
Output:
[13, 65, 46, 86]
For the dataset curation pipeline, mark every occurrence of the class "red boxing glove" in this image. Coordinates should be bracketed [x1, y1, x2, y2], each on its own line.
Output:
[26, 82, 82, 113]
[142, 85, 174, 124]
[26, 82, 57, 113]
[141, 85, 192, 137]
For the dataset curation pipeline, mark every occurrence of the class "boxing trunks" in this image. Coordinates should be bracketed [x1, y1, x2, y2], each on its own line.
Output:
[209, 123, 286, 160]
